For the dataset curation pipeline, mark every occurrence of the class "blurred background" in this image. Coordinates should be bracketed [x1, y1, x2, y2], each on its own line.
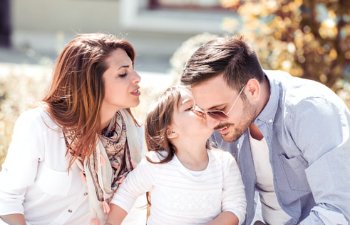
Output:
[1, 0, 350, 165]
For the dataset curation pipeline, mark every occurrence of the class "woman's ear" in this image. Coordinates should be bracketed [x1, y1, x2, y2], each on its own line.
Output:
[166, 128, 178, 139]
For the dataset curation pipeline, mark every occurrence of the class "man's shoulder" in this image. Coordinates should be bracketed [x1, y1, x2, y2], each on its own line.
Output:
[266, 70, 340, 110]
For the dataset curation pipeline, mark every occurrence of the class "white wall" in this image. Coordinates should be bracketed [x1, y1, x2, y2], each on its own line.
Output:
[10, 0, 238, 65]
[12, 0, 121, 32]
[11, 0, 123, 54]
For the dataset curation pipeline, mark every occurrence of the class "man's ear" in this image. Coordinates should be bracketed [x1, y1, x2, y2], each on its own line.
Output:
[245, 79, 260, 101]
[166, 128, 178, 139]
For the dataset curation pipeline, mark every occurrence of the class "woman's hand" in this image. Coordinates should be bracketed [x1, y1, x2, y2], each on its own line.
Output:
[1, 214, 27, 225]
[104, 204, 127, 225]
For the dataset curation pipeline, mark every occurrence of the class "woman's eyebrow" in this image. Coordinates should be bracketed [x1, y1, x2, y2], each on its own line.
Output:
[118, 65, 130, 70]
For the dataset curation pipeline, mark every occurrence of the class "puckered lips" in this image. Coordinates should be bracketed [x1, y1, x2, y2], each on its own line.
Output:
[130, 87, 140, 96]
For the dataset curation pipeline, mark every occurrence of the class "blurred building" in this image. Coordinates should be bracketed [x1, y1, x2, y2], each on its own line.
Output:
[10, 0, 236, 72]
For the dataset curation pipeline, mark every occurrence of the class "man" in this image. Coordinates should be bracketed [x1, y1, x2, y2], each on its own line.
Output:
[181, 36, 350, 225]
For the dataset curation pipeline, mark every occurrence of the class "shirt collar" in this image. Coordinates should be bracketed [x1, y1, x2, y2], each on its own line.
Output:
[254, 70, 280, 125]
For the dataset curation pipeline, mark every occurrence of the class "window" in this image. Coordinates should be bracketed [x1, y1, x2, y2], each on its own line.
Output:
[149, 0, 224, 10]
[119, 0, 237, 33]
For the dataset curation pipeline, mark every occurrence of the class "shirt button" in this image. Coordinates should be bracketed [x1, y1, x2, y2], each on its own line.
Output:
[84, 192, 88, 196]
[68, 209, 72, 213]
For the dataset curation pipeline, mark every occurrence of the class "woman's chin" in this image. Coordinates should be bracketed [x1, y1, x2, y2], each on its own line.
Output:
[128, 99, 140, 108]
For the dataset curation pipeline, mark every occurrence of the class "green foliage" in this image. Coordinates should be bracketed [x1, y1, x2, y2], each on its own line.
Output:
[221, 0, 350, 91]
[169, 1, 350, 106]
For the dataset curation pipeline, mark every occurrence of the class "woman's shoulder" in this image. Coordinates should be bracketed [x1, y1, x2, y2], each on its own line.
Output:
[16, 105, 59, 130]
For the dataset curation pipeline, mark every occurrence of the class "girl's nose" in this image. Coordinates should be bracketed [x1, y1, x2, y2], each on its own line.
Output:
[206, 115, 220, 129]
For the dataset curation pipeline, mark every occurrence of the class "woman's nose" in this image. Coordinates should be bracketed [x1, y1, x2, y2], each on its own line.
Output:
[132, 71, 141, 83]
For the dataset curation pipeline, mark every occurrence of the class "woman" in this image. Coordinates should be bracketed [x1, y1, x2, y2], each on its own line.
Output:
[106, 86, 246, 225]
[0, 33, 146, 225]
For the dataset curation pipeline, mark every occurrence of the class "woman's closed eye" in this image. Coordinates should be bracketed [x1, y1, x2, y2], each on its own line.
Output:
[118, 73, 127, 78]
[117, 65, 133, 78]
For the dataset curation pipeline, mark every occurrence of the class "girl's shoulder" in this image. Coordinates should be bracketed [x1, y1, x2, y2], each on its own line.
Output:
[136, 150, 171, 170]
[145, 150, 169, 163]
[209, 148, 232, 157]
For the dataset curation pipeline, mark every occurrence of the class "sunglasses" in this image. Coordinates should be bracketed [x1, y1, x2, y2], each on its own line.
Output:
[191, 85, 245, 121]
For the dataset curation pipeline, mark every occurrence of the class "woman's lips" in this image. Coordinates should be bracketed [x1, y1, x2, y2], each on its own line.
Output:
[131, 88, 140, 96]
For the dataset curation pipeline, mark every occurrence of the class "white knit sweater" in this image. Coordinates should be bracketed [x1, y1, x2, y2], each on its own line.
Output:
[112, 149, 246, 225]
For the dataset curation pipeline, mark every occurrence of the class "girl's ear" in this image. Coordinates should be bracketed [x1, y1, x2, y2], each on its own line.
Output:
[166, 128, 178, 139]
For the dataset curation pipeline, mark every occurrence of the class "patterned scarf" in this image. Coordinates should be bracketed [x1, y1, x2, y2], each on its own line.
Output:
[64, 110, 139, 224]
[93, 111, 134, 200]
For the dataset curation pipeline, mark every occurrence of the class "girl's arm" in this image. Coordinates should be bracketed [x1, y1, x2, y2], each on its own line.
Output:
[219, 151, 247, 225]
[107, 155, 155, 224]
[105, 204, 127, 225]
[205, 211, 239, 225]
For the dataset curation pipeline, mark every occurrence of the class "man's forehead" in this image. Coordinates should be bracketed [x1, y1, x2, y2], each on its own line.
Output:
[191, 75, 232, 94]
[191, 83, 233, 109]
[192, 74, 229, 88]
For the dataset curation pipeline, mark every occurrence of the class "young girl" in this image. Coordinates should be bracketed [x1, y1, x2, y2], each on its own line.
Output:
[106, 86, 246, 225]
[0, 33, 146, 225]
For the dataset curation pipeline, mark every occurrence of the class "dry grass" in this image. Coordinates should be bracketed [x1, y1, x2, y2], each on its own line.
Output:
[0, 63, 52, 165]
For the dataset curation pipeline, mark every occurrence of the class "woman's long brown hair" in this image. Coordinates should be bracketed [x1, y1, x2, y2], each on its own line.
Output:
[43, 33, 136, 168]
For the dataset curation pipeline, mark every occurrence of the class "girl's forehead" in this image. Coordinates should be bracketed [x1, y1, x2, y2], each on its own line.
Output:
[179, 88, 193, 105]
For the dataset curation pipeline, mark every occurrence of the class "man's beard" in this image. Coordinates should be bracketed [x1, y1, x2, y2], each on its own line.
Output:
[214, 103, 257, 142]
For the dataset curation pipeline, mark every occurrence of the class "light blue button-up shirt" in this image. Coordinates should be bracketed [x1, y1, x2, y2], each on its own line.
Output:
[212, 70, 350, 225]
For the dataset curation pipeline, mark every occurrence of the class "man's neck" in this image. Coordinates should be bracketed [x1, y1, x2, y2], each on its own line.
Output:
[249, 123, 263, 140]
[257, 77, 271, 118]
